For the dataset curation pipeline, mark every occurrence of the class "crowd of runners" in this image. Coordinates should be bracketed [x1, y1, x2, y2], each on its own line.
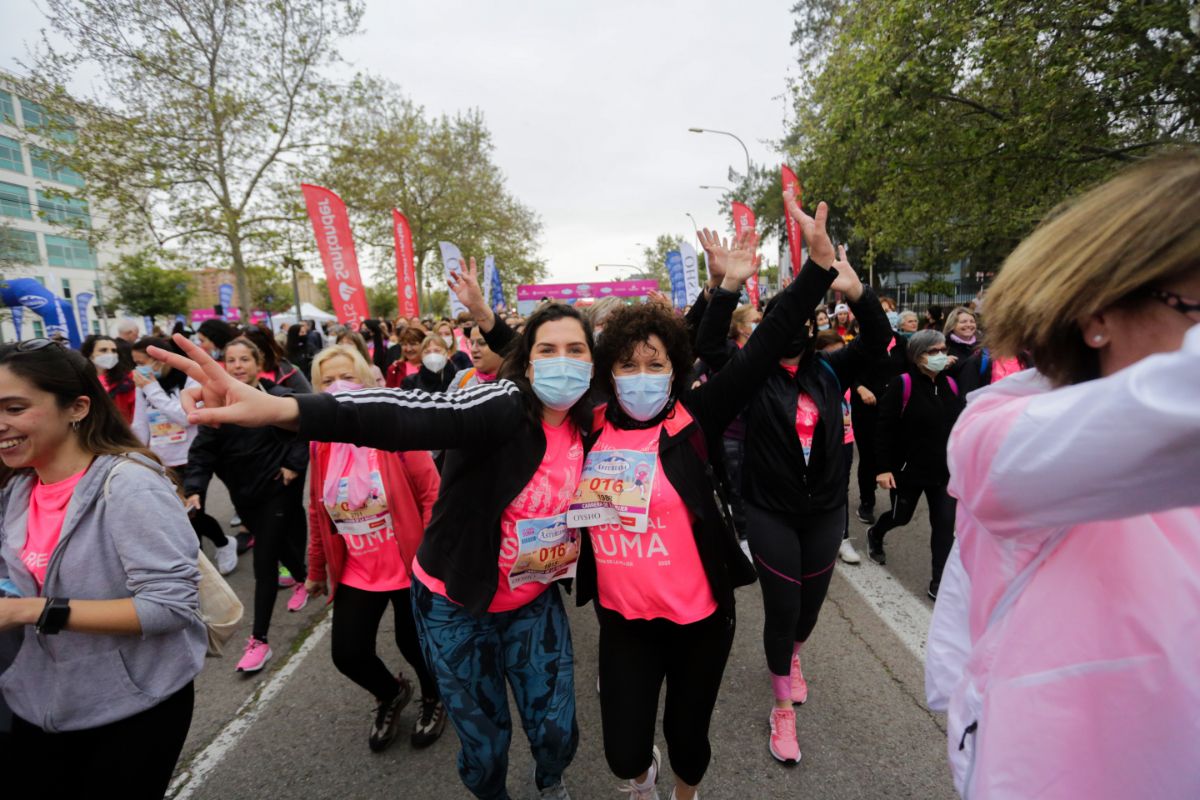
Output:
[0, 150, 1196, 800]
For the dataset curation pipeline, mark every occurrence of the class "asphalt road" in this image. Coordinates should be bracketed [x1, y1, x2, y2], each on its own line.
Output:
[172, 469, 956, 800]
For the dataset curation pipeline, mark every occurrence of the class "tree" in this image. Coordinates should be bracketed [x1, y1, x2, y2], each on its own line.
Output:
[108, 251, 191, 318]
[320, 76, 546, 306]
[246, 265, 293, 314]
[784, 0, 1199, 280]
[365, 283, 397, 320]
[29, 0, 364, 319]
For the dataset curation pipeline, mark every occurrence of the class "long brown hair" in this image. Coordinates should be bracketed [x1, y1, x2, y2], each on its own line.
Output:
[0, 342, 161, 487]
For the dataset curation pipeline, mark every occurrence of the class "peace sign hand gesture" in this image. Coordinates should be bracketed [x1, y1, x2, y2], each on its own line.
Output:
[147, 335, 301, 430]
[783, 189, 835, 268]
[830, 245, 864, 301]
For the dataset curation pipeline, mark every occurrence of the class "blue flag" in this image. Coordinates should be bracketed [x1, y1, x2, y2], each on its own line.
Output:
[484, 255, 504, 310]
[76, 292, 94, 335]
[218, 283, 234, 318]
[665, 250, 686, 308]
[10, 306, 23, 339]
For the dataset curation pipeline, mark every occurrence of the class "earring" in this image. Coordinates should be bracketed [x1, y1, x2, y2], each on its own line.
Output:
[70, 420, 80, 432]
[1092, 335, 1104, 344]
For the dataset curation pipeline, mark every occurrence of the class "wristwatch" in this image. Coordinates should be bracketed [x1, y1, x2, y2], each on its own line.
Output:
[35, 597, 71, 635]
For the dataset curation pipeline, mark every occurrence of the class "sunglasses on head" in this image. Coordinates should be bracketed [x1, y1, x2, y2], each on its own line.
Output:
[12, 338, 66, 353]
[1146, 288, 1200, 317]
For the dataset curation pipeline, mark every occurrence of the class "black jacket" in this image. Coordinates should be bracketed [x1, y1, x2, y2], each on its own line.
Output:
[874, 366, 965, 487]
[698, 283, 891, 516]
[184, 379, 309, 505]
[401, 364, 456, 394]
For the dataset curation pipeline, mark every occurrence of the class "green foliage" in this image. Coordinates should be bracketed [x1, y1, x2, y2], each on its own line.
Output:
[29, 0, 364, 317]
[366, 283, 397, 320]
[108, 251, 191, 318]
[784, 0, 1199, 280]
[312, 279, 335, 313]
[246, 265, 293, 314]
[321, 76, 546, 298]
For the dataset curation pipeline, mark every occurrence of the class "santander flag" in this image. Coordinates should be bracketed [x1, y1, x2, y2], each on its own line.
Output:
[301, 184, 369, 327]
[781, 165, 804, 279]
[732, 201, 760, 307]
[392, 210, 420, 319]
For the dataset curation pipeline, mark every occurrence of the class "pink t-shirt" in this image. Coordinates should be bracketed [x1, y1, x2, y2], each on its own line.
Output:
[22, 468, 88, 592]
[842, 389, 854, 445]
[588, 421, 717, 625]
[324, 448, 410, 592]
[415, 418, 584, 613]
[781, 364, 821, 461]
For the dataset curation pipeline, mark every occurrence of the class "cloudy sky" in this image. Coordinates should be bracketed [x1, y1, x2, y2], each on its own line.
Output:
[1, 0, 799, 286]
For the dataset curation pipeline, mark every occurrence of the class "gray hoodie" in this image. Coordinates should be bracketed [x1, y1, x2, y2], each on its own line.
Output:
[0, 453, 206, 732]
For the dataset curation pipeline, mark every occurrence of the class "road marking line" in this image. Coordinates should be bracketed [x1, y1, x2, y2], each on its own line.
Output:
[835, 560, 931, 661]
[167, 615, 332, 800]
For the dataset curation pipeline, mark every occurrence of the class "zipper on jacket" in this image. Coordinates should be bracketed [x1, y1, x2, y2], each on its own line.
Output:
[958, 720, 978, 750]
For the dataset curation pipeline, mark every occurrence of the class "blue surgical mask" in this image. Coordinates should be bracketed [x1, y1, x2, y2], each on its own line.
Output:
[613, 372, 673, 422]
[925, 353, 950, 373]
[886, 311, 900, 329]
[818, 323, 831, 331]
[135, 364, 158, 379]
[530, 357, 593, 411]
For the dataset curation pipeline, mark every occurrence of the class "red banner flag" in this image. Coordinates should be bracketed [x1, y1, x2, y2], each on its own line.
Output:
[392, 209, 420, 319]
[301, 184, 370, 328]
[732, 201, 760, 307]
[781, 165, 804, 279]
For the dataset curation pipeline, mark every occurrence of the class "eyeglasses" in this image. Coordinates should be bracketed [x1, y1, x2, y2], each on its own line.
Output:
[1147, 289, 1200, 317]
[925, 346, 949, 354]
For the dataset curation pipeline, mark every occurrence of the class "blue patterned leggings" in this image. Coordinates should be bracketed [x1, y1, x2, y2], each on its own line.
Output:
[411, 578, 578, 800]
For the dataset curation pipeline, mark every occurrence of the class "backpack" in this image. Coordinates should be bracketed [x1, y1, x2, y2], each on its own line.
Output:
[900, 372, 958, 415]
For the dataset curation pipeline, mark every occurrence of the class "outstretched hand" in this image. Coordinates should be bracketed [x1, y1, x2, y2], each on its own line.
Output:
[147, 335, 301, 430]
[447, 257, 488, 315]
[829, 245, 864, 301]
[783, 189, 835, 268]
[696, 228, 727, 288]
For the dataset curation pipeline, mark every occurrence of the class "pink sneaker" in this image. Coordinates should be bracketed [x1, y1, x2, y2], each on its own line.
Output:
[236, 636, 272, 673]
[790, 654, 808, 705]
[287, 583, 309, 612]
[769, 707, 801, 764]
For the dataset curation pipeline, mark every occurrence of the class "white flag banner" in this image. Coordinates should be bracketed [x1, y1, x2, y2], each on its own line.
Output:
[439, 241, 469, 318]
[679, 241, 702, 305]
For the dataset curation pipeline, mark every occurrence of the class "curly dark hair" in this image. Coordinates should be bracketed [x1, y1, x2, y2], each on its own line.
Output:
[593, 303, 693, 400]
[498, 302, 594, 432]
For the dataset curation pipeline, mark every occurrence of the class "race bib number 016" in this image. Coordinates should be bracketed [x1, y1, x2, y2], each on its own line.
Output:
[508, 514, 581, 589]
[567, 449, 658, 533]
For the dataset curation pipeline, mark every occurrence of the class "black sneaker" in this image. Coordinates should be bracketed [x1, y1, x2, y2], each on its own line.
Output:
[856, 504, 876, 525]
[866, 525, 886, 565]
[411, 695, 447, 748]
[236, 531, 255, 555]
[369, 675, 414, 752]
[927, 581, 939, 601]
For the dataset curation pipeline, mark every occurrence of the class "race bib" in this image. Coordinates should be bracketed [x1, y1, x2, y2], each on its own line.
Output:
[147, 408, 188, 447]
[325, 469, 393, 537]
[567, 449, 658, 533]
[507, 514, 580, 589]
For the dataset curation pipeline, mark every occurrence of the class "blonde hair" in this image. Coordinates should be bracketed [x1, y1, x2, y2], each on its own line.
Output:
[942, 306, 976, 338]
[984, 149, 1200, 386]
[431, 323, 459, 354]
[730, 304, 757, 339]
[311, 345, 376, 387]
[421, 333, 449, 355]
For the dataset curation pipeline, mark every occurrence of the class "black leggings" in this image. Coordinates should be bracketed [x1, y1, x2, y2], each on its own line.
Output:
[872, 484, 956, 585]
[331, 584, 438, 702]
[746, 503, 844, 676]
[851, 396, 879, 509]
[597, 604, 734, 787]
[241, 482, 307, 640]
[6, 681, 193, 799]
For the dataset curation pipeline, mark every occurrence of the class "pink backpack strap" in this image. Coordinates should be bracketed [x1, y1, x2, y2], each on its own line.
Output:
[901, 372, 912, 414]
[947, 376, 959, 396]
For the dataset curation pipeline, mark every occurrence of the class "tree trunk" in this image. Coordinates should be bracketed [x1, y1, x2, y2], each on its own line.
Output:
[229, 233, 252, 325]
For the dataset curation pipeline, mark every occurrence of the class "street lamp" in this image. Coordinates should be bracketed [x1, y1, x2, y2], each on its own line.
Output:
[594, 263, 638, 272]
[685, 213, 699, 235]
[699, 185, 731, 191]
[688, 127, 752, 177]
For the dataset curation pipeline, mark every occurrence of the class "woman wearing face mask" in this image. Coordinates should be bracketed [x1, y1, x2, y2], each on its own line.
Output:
[286, 323, 313, 379]
[384, 328, 425, 388]
[927, 151, 1200, 800]
[401, 334, 457, 394]
[359, 318, 393, 373]
[867, 330, 964, 599]
[195, 319, 237, 361]
[434, 320, 473, 372]
[183, 337, 310, 674]
[304, 345, 447, 753]
[700, 215, 889, 766]
[81, 335, 135, 424]
[0, 339, 206, 796]
[130, 337, 239, 576]
[150, 302, 596, 800]
[814, 308, 831, 332]
[833, 303, 858, 342]
[571, 211, 857, 800]
[896, 311, 920, 337]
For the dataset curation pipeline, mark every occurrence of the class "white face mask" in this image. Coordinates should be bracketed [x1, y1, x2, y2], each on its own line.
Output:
[93, 353, 119, 371]
[441, 335, 454, 348]
[422, 352, 448, 373]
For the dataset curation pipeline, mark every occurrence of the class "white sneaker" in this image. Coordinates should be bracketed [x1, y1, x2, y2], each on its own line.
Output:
[229, 514, 242, 527]
[214, 538, 239, 575]
[534, 763, 572, 800]
[838, 538, 861, 564]
[618, 744, 660, 799]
